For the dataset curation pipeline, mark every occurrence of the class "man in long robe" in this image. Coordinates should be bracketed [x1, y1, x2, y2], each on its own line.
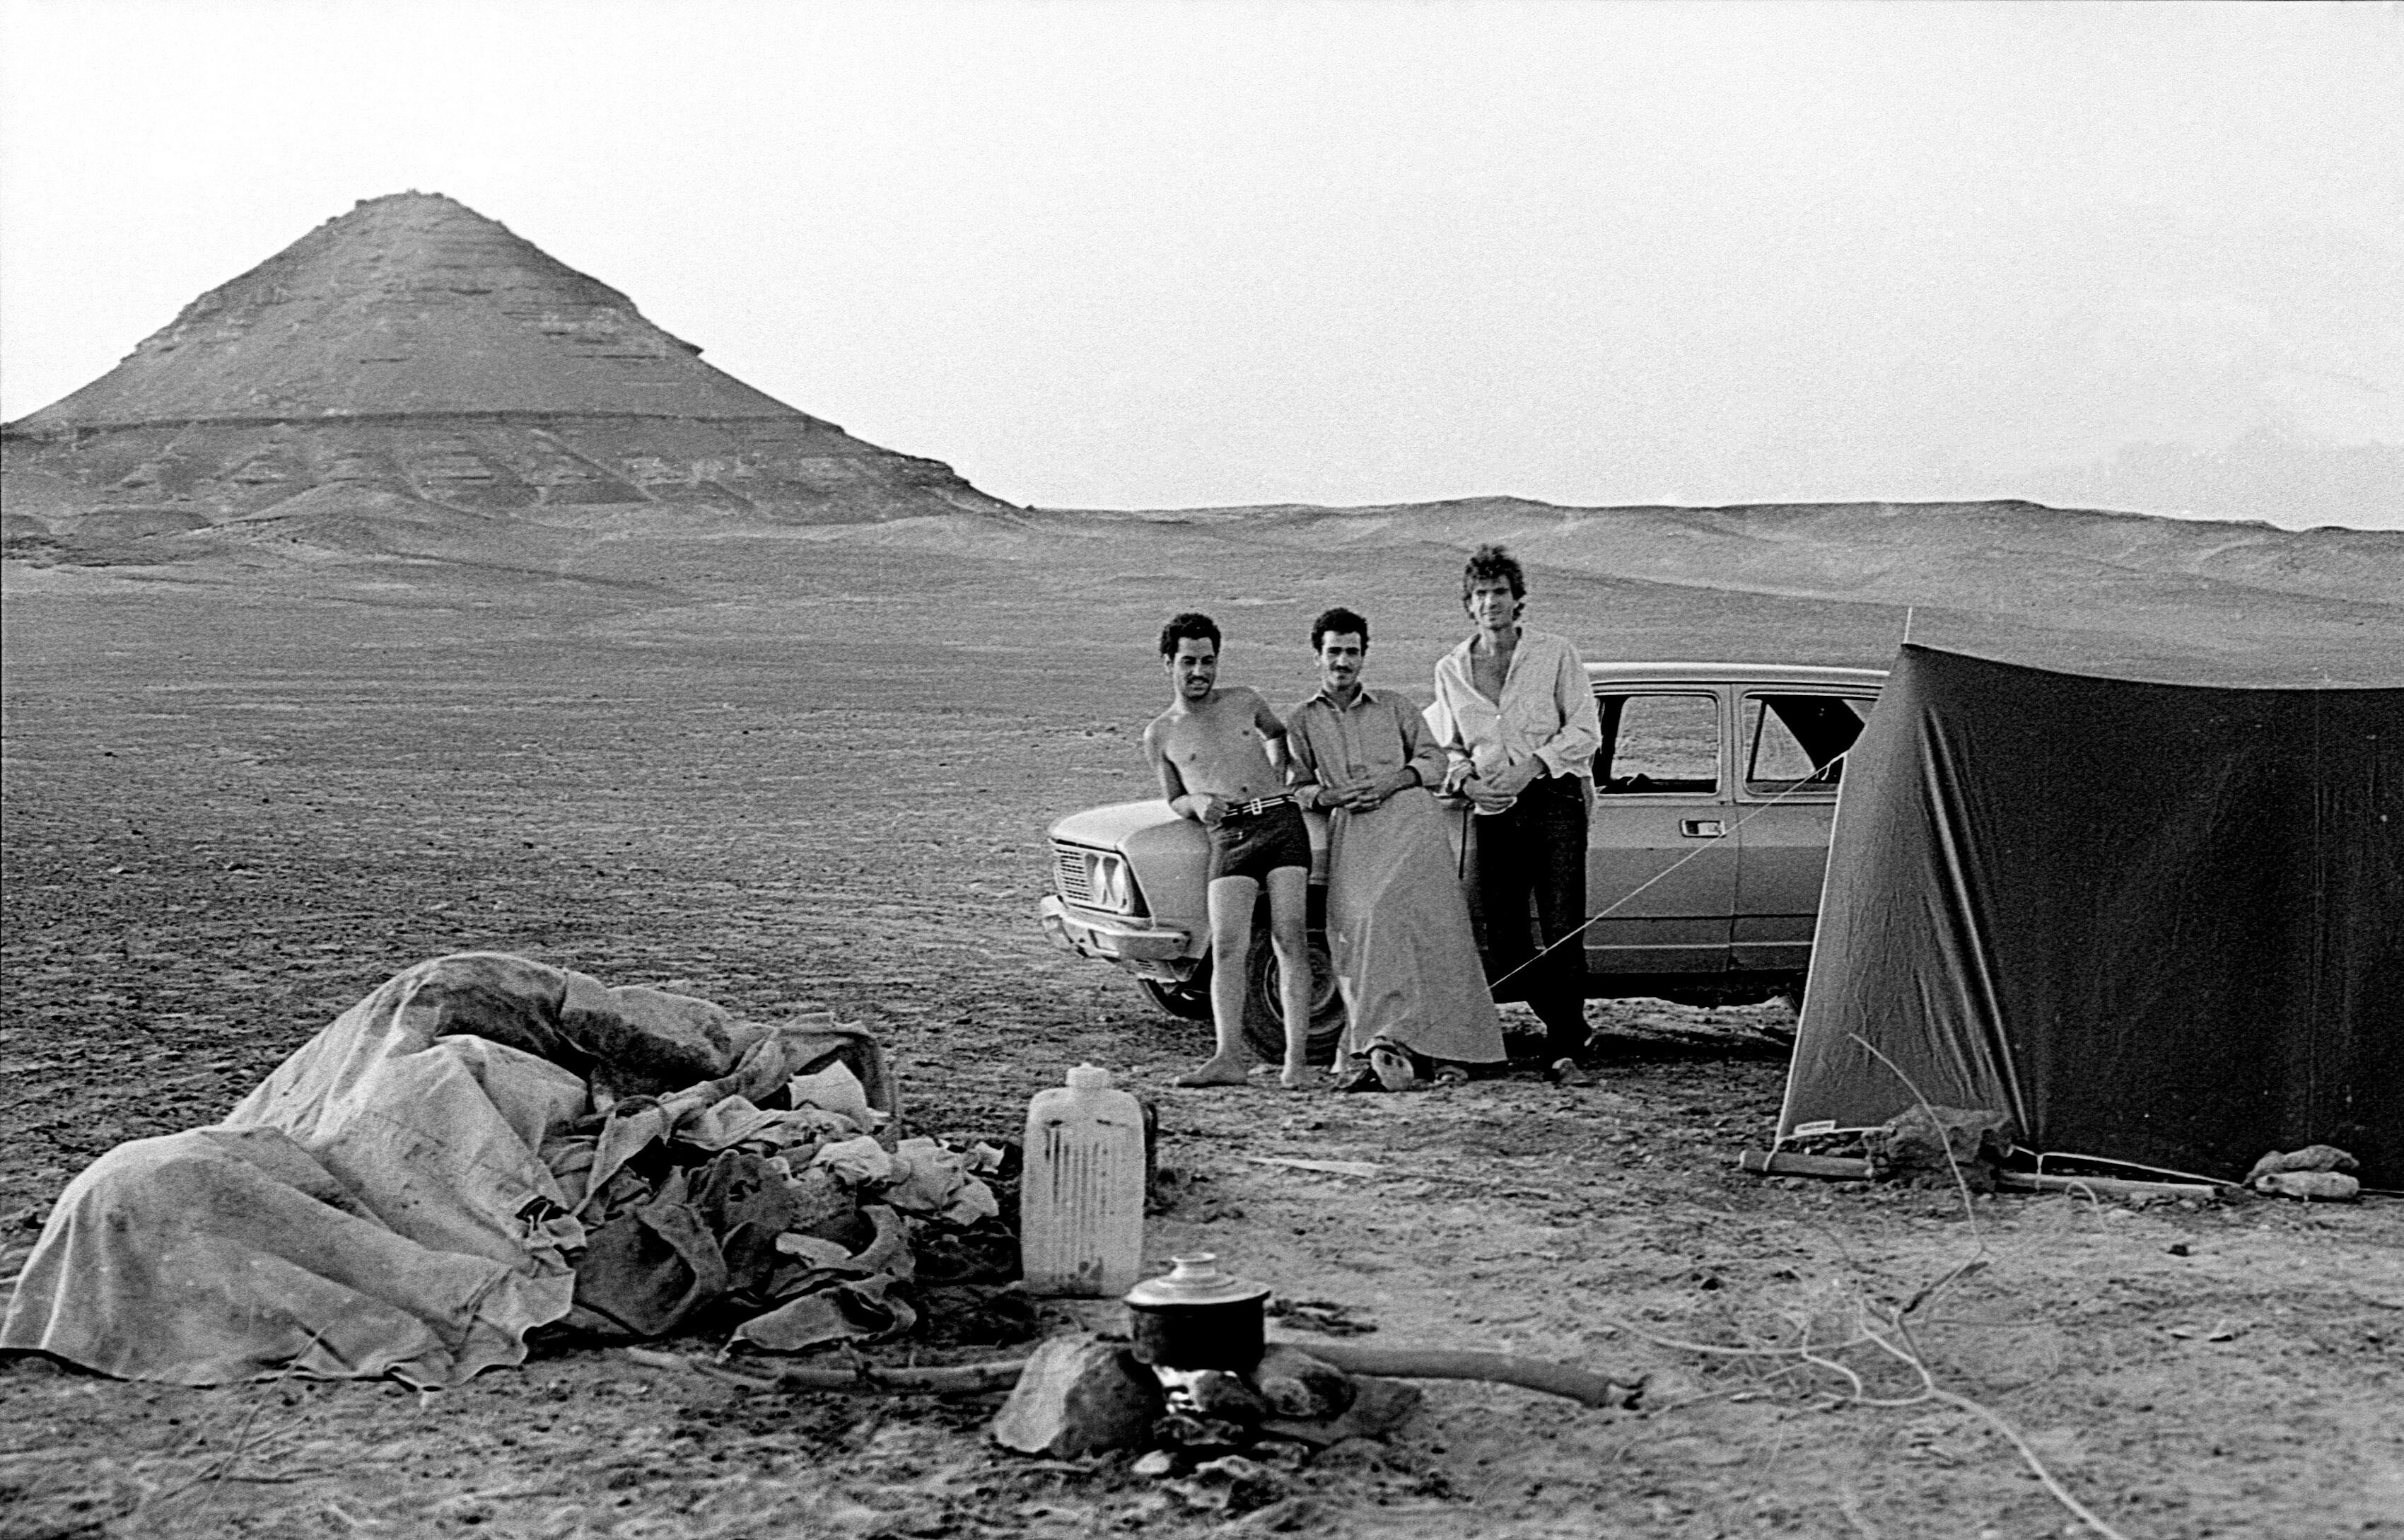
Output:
[1285, 607, 1506, 1088]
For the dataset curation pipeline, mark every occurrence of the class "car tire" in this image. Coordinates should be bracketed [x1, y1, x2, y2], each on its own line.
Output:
[1138, 970, 1214, 1021]
[1240, 924, 1348, 1063]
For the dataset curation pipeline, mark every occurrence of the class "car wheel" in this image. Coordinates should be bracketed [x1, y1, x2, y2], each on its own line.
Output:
[1138, 970, 1214, 1021]
[1240, 925, 1347, 1063]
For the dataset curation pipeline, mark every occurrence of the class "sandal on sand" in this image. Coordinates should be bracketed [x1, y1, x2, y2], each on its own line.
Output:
[1431, 1063, 1471, 1086]
[1368, 1042, 1418, 1093]
[1336, 1067, 1384, 1094]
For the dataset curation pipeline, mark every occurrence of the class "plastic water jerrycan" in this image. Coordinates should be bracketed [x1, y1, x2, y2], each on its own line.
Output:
[1019, 1063, 1146, 1297]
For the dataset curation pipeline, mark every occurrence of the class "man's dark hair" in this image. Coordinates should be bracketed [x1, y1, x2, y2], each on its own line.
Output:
[1159, 612, 1222, 658]
[1461, 543, 1528, 605]
[1309, 607, 1370, 652]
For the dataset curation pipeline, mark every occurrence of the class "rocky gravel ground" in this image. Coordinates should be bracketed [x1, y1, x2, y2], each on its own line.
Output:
[4, 559, 2399, 1539]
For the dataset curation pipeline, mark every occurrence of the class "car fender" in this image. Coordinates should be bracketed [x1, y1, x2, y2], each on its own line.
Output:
[1047, 799, 1329, 949]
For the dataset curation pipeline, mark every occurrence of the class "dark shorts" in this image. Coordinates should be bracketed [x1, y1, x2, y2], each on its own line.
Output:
[1208, 801, 1312, 885]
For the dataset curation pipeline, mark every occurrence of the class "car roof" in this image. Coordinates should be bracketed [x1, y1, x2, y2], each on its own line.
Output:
[1582, 661, 1889, 687]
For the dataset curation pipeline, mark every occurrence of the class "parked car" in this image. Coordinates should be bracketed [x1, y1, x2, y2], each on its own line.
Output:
[1038, 661, 1884, 1058]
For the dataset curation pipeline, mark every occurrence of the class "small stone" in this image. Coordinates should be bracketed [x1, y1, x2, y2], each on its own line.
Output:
[1309, 1437, 1385, 1473]
[1131, 1449, 1178, 1478]
[1252, 1440, 1312, 1474]
[1228, 1495, 1324, 1532]
[1187, 1368, 1271, 1425]
[1252, 1345, 1355, 1421]
[2244, 1144, 2358, 1183]
[431, 1496, 495, 1525]
[1153, 1411, 1251, 1452]
[1168, 1454, 1285, 1515]
[2254, 1170, 2361, 1203]
[1257, 1374, 1422, 1447]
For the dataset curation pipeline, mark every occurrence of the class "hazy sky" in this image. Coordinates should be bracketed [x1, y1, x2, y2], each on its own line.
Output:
[4, 1, 2398, 530]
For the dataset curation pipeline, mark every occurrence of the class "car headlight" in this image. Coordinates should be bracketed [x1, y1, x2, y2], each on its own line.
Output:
[1093, 853, 1133, 913]
[1052, 842, 1140, 914]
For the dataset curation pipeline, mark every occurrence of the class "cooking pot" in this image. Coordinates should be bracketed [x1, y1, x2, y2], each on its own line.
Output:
[1123, 1253, 1270, 1372]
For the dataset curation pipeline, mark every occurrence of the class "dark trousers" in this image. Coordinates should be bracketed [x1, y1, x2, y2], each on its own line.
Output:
[1471, 773, 1589, 1054]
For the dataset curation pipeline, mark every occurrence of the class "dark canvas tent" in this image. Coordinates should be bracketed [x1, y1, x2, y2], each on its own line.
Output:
[1780, 646, 2404, 1188]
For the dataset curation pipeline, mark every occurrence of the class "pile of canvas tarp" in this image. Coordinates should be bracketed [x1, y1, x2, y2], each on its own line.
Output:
[1780, 647, 2403, 1186]
[0, 952, 995, 1387]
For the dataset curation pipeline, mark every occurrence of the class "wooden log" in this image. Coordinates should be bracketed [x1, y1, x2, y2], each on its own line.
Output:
[1997, 1172, 2222, 1201]
[634, 1348, 1030, 1395]
[649, 1338, 1643, 1409]
[1739, 1149, 1871, 1179]
[1295, 1343, 1640, 1408]
[769, 1360, 1029, 1394]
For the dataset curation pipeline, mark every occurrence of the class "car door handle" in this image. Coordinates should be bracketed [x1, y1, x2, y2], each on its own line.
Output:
[1680, 819, 1725, 838]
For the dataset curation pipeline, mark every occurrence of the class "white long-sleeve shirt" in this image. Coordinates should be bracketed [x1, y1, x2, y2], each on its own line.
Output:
[1426, 626, 1603, 791]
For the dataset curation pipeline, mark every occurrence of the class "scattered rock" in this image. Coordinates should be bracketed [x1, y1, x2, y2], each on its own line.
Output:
[2245, 1145, 2358, 1183]
[1308, 1437, 1387, 1474]
[1153, 1411, 1253, 1454]
[2254, 1170, 2361, 1203]
[431, 1495, 496, 1525]
[1864, 1105, 2011, 1191]
[1249, 1440, 1311, 1472]
[1262, 1298, 1377, 1336]
[1252, 1345, 1355, 1421]
[1186, 1368, 1272, 1425]
[1257, 1374, 1422, 1447]
[1167, 1454, 1285, 1515]
[988, 1334, 1164, 1458]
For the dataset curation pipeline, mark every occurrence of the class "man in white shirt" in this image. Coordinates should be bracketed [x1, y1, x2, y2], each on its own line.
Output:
[1427, 545, 1604, 1063]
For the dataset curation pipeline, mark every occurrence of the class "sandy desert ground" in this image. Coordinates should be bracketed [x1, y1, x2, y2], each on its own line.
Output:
[4, 509, 2401, 1540]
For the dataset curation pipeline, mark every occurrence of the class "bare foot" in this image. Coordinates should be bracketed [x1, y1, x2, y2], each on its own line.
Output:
[1174, 1055, 1254, 1087]
[1280, 1064, 1328, 1091]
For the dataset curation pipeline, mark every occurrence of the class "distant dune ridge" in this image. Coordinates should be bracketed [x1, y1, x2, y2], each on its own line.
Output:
[1051, 495, 2403, 611]
[3, 192, 2397, 687]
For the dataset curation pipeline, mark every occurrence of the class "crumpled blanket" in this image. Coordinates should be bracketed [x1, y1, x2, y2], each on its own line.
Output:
[0, 952, 898, 1387]
[544, 1084, 1003, 1347]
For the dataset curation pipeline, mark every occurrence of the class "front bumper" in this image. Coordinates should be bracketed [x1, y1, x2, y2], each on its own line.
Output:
[1039, 896, 1197, 979]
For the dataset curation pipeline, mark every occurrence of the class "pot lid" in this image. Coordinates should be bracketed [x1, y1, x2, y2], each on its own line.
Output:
[1124, 1253, 1270, 1309]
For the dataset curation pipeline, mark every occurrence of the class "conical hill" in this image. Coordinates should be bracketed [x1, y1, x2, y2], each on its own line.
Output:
[3, 192, 1007, 532]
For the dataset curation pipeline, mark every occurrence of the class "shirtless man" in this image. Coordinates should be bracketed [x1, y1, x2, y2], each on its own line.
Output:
[1143, 612, 1317, 1088]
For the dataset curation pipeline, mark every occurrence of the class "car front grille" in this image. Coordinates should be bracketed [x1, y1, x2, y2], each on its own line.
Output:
[1054, 844, 1096, 904]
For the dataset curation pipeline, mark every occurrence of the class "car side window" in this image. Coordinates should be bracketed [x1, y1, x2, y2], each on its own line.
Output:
[1744, 695, 1871, 793]
[1593, 693, 1720, 795]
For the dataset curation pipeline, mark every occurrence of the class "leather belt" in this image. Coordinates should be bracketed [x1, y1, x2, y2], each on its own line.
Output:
[1223, 793, 1294, 818]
